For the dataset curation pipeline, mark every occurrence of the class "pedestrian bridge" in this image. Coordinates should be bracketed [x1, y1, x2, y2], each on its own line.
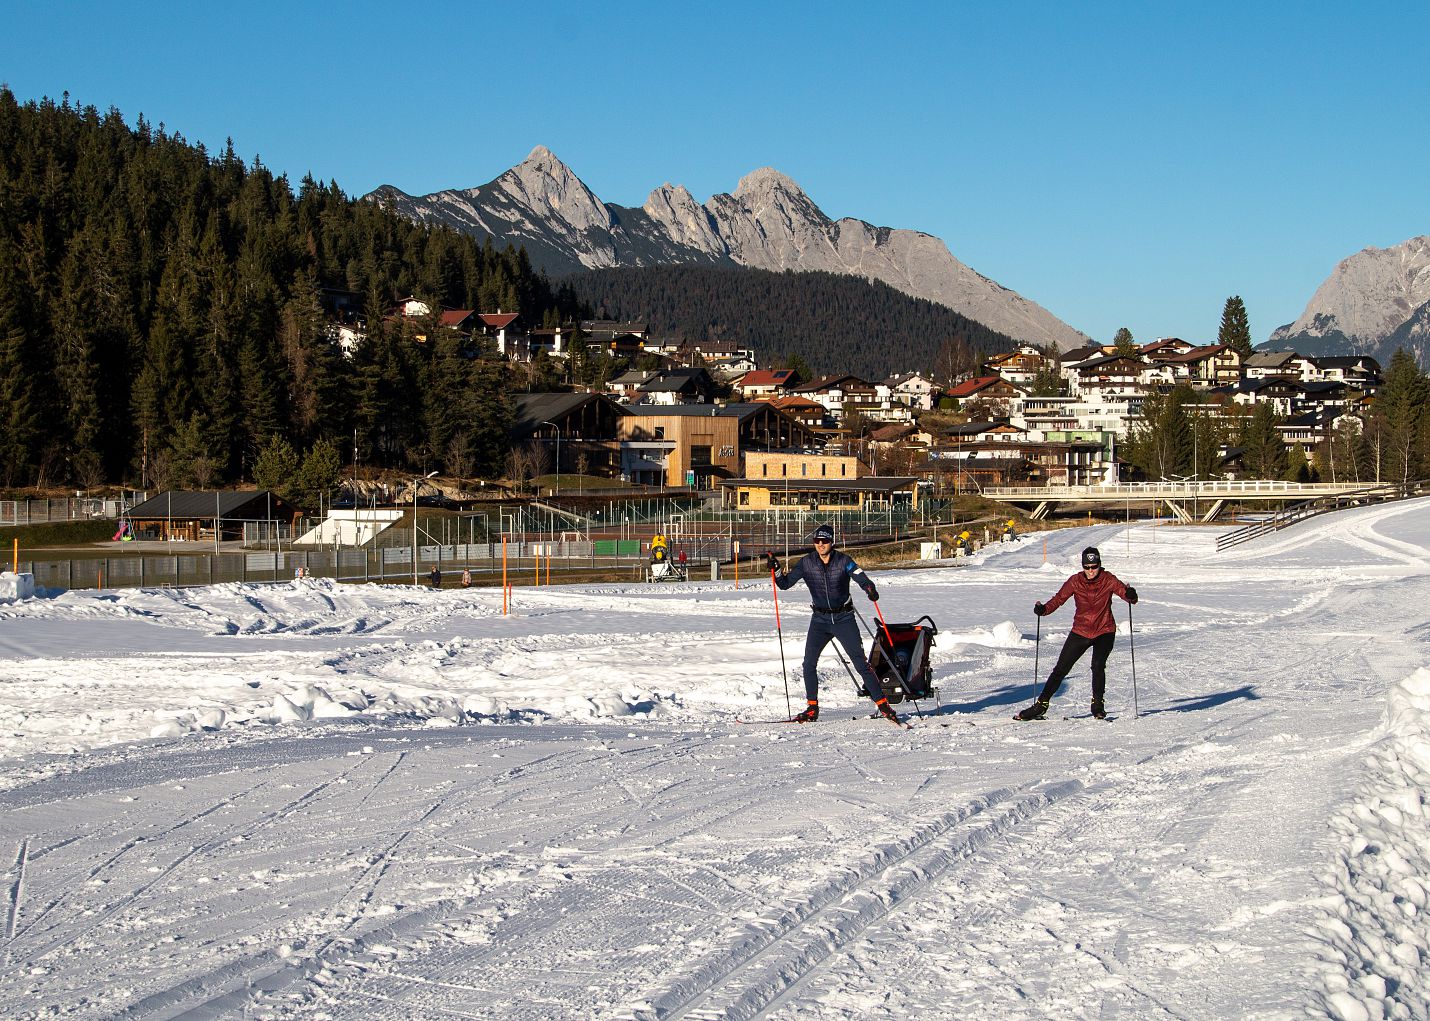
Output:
[981, 480, 1403, 523]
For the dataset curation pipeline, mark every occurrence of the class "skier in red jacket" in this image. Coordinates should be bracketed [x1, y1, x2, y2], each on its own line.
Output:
[1016, 546, 1138, 721]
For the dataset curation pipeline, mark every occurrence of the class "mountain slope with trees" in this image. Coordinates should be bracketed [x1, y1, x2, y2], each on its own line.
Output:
[0, 88, 584, 494]
[561, 264, 1019, 380]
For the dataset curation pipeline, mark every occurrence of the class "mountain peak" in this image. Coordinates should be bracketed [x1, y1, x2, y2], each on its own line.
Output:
[734, 167, 804, 199]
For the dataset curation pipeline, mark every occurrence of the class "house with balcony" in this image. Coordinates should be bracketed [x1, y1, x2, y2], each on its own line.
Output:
[986, 346, 1054, 387]
[618, 403, 815, 489]
[734, 368, 802, 400]
[883, 371, 941, 411]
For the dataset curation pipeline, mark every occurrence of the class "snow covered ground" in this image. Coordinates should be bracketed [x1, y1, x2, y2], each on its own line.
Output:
[1, 501, 1428, 1020]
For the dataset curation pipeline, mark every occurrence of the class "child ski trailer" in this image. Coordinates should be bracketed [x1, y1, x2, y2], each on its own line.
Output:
[767, 523, 905, 727]
[1017, 546, 1138, 721]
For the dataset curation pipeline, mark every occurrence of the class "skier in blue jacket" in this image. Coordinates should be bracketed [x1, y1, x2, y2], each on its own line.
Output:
[767, 523, 899, 724]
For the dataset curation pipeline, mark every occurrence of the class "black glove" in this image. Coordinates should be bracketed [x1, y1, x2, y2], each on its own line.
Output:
[1034, 601, 1047, 616]
[867, 585, 880, 603]
[1124, 586, 1138, 605]
[764, 552, 779, 573]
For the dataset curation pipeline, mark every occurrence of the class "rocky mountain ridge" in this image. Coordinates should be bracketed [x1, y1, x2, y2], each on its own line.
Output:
[1266, 235, 1430, 366]
[367, 147, 1090, 352]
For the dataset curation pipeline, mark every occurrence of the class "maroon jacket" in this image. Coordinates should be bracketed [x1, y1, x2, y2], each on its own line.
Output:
[1043, 569, 1131, 638]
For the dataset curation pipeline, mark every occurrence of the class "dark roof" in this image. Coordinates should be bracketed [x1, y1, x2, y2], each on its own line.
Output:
[128, 490, 292, 520]
[513, 392, 624, 438]
[622, 402, 767, 420]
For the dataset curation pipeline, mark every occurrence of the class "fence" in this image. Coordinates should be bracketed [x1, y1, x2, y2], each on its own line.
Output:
[17, 536, 743, 592]
[1215, 481, 1423, 552]
[0, 497, 133, 526]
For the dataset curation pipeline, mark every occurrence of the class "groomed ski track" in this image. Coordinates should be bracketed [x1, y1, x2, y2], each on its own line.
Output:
[2, 500, 1428, 1019]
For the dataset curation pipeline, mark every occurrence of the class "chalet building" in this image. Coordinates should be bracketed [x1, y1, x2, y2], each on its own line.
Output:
[793, 374, 882, 424]
[769, 395, 829, 429]
[678, 340, 757, 376]
[606, 370, 656, 402]
[581, 320, 649, 345]
[985, 346, 1052, 387]
[1308, 355, 1381, 389]
[618, 403, 814, 489]
[1066, 356, 1145, 401]
[475, 313, 525, 359]
[527, 325, 572, 359]
[1149, 343, 1241, 387]
[629, 367, 721, 406]
[734, 368, 802, 400]
[883, 372, 941, 411]
[1243, 350, 1316, 381]
[512, 393, 627, 477]
[126, 490, 301, 542]
[945, 376, 1024, 417]
[1140, 338, 1197, 358]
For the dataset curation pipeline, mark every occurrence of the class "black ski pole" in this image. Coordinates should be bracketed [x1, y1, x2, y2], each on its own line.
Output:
[1033, 612, 1041, 704]
[1128, 601, 1139, 719]
[770, 560, 792, 719]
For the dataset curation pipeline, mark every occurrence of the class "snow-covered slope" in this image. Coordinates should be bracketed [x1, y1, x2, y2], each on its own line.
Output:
[368, 147, 1091, 352]
[2, 503, 1429, 1019]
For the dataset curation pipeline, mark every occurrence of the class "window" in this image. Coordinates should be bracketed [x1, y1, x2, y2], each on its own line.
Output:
[690, 445, 713, 468]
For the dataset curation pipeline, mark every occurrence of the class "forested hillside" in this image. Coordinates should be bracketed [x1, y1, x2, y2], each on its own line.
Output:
[0, 89, 584, 491]
[561, 264, 1018, 380]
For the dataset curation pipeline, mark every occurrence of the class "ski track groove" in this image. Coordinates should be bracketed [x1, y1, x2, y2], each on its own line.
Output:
[635, 780, 1083, 1021]
[21, 757, 376, 959]
[4, 838, 26, 948]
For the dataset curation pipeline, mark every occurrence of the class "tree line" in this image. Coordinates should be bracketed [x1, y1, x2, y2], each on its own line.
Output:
[0, 88, 588, 496]
[560, 264, 1018, 382]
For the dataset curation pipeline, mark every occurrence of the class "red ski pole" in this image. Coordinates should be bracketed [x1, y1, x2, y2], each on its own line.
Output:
[770, 558, 792, 719]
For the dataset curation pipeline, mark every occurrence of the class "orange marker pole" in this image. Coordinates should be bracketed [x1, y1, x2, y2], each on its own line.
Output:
[502, 536, 508, 615]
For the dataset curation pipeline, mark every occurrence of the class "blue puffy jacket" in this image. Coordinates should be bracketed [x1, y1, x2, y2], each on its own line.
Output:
[775, 549, 877, 610]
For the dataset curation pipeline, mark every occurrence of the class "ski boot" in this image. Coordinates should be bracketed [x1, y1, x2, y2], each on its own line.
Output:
[1091, 700, 1107, 720]
[874, 698, 901, 725]
[793, 700, 819, 723]
[1014, 699, 1049, 722]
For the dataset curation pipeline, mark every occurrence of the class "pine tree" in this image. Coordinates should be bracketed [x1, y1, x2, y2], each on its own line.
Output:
[1112, 327, 1137, 358]
[1240, 402, 1287, 479]
[1218, 296, 1253, 358]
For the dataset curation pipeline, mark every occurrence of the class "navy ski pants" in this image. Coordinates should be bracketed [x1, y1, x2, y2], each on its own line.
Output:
[1038, 631, 1116, 704]
[803, 610, 886, 704]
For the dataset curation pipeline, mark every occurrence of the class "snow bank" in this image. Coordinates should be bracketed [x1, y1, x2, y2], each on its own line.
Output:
[1307, 667, 1430, 1020]
[0, 571, 34, 602]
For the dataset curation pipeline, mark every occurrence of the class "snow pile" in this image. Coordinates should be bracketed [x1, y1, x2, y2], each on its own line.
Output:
[0, 571, 34, 602]
[1308, 667, 1430, 1021]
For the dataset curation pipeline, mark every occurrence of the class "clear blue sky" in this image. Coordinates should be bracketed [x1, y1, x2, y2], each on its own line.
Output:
[3, 1, 1426, 345]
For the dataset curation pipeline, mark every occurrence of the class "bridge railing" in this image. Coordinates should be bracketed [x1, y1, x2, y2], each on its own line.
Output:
[983, 480, 1389, 500]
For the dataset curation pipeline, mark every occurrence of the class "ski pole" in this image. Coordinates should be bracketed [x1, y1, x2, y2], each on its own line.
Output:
[1128, 601, 1139, 719]
[1033, 612, 1041, 704]
[770, 560, 792, 719]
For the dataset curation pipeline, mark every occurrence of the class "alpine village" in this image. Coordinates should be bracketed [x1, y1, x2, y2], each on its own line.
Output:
[1, 89, 1424, 591]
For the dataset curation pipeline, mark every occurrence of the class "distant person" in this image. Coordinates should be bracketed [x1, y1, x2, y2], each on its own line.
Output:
[461, 567, 472, 588]
[429, 565, 442, 589]
[1017, 546, 1138, 721]
[677, 548, 688, 577]
[766, 523, 901, 725]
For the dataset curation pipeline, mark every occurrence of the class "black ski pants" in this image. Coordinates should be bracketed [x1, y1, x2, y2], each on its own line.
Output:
[802, 610, 886, 704]
[1038, 631, 1116, 704]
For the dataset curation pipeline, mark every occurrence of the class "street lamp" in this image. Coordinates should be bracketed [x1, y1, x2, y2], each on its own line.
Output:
[412, 470, 438, 586]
